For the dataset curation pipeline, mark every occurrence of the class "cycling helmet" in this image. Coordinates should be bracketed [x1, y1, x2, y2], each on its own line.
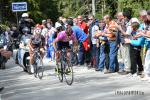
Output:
[22, 27, 30, 33]
[22, 13, 29, 18]
[34, 24, 43, 34]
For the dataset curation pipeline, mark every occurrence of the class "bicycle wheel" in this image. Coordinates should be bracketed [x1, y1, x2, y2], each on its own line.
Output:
[1, 61, 5, 69]
[64, 61, 73, 85]
[34, 56, 38, 78]
[55, 62, 63, 82]
[34, 64, 38, 78]
[37, 57, 44, 79]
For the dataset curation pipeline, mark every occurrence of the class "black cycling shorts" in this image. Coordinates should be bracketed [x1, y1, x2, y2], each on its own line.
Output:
[57, 41, 71, 51]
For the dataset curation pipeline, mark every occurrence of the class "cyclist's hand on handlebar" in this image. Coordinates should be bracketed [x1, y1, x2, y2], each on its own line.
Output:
[73, 46, 78, 53]
[40, 48, 45, 53]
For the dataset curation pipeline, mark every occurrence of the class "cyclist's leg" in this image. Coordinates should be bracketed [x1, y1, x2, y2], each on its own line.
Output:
[29, 49, 34, 73]
[55, 42, 63, 64]
[29, 49, 34, 65]
[66, 49, 71, 62]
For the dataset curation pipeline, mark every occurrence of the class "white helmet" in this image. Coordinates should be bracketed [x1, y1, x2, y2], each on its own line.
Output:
[22, 13, 29, 17]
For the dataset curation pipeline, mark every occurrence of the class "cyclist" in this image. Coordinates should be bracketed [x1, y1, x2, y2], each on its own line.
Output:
[53, 27, 78, 64]
[28, 24, 45, 73]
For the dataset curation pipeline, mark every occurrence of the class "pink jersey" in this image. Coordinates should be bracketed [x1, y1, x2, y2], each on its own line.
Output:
[57, 31, 76, 42]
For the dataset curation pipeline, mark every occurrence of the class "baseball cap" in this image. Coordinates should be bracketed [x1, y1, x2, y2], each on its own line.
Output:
[130, 18, 140, 24]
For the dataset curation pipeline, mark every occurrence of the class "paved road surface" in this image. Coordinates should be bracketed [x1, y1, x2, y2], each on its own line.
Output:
[0, 58, 150, 100]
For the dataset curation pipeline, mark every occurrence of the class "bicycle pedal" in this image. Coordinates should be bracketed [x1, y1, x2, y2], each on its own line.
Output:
[65, 69, 71, 75]
[55, 68, 61, 74]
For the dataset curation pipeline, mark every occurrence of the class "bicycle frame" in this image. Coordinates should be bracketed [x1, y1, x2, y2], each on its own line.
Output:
[56, 48, 74, 85]
[33, 48, 41, 63]
[60, 48, 68, 64]
[32, 48, 44, 79]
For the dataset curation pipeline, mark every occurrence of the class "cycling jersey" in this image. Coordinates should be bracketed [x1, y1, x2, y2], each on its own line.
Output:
[30, 35, 45, 48]
[56, 31, 76, 50]
[57, 31, 76, 42]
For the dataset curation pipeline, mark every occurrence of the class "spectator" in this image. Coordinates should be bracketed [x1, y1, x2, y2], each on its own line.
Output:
[90, 18, 99, 68]
[77, 15, 89, 34]
[55, 16, 64, 30]
[124, 19, 144, 76]
[99, 15, 119, 73]
[95, 20, 109, 72]
[117, 11, 133, 75]
[41, 20, 48, 37]
[46, 21, 55, 61]
[66, 19, 89, 66]
[73, 18, 78, 26]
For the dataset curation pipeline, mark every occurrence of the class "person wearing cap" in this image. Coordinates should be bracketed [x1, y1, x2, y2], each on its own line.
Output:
[139, 10, 149, 28]
[124, 19, 144, 76]
[66, 18, 89, 66]
[28, 25, 45, 73]
[19, 13, 35, 35]
[133, 10, 150, 81]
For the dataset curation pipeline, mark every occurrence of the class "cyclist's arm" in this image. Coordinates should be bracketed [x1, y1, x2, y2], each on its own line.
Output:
[28, 40, 34, 51]
[53, 38, 59, 51]
[40, 36, 46, 49]
[73, 41, 78, 52]
[72, 36, 78, 52]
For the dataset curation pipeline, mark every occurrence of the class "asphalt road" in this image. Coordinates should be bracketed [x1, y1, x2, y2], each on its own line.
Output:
[0, 58, 150, 100]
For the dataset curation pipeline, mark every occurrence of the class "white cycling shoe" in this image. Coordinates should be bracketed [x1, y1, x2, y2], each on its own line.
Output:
[30, 65, 34, 74]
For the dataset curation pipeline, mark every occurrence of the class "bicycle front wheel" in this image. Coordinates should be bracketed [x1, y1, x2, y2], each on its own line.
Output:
[37, 57, 44, 79]
[64, 61, 73, 85]
[55, 62, 63, 82]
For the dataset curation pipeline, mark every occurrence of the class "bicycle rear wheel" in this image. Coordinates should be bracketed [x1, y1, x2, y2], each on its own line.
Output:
[64, 61, 73, 85]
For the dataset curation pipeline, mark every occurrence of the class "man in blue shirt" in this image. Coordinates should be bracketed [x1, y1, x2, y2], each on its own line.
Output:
[66, 19, 89, 66]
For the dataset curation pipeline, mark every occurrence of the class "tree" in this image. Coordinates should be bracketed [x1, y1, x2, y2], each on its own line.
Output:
[1, 0, 150, 26]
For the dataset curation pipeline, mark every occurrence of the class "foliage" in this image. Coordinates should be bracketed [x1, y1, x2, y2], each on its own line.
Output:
[0, 24, 9, 31]
[0, 0, 150, 25]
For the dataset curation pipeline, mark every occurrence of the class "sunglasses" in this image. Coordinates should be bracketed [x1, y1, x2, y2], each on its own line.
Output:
[89, 19, 93, 20]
